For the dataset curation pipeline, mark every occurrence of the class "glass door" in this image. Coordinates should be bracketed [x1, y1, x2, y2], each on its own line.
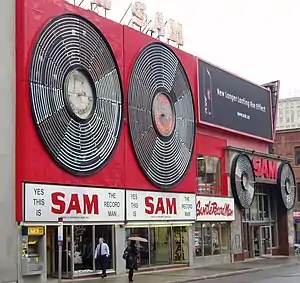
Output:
[260, 226, 272, 256]
[149, 227, 171, 265]
[252, 226, 260, 257]
[51, 225, 73, 278]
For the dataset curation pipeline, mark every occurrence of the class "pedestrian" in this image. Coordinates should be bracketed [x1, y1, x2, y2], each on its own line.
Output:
[95, 237, 110, 278]
[123, 240, 138, 282]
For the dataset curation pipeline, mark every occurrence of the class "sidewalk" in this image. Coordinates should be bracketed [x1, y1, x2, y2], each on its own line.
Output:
[59, 256, 300, 283]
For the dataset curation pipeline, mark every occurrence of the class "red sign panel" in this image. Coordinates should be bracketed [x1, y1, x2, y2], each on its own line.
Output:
[252, 157, 278, 180]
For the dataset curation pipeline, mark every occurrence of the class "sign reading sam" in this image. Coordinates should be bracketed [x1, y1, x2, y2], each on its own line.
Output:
[24, 183, 125, 222]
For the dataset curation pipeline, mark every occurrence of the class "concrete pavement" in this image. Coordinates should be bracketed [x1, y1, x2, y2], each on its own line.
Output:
[198, 264, 300, 283]
[54, 256, 300, 283]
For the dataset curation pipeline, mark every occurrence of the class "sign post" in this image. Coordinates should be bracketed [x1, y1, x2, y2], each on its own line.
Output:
[57, 217, 63, 283]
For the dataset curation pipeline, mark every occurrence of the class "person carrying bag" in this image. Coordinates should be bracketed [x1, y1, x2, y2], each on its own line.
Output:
[123, 240, 138, 282]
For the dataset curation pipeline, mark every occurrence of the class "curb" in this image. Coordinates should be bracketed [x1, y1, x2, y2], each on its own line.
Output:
[165, 262, 299, 283]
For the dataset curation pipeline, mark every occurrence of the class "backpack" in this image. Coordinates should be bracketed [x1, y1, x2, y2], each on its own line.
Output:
[122, 248, 129, 260]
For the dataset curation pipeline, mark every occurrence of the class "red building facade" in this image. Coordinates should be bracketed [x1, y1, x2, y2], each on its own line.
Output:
[13, 1, 295, 282]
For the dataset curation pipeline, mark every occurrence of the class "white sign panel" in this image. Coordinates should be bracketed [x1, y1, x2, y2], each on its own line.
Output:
[24, 183, 125, 222]
[196, 196, 235, 221]
[126, 190, 196, 221]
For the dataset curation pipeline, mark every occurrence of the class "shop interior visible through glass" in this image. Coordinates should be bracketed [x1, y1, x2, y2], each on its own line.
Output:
[126, 226, 189, 267]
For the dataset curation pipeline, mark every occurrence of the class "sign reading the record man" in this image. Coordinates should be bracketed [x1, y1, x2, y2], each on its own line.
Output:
[126, 190, 196, 221]
[198, 59, 273, 141]
[24, 183, 125, 222]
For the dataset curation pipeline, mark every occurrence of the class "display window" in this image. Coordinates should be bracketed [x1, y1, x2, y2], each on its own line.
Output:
[197, 155, 221, 195]
[195, 222, 230, 257]
[126, 226, 189, 267]
[46, 225, 114, 278]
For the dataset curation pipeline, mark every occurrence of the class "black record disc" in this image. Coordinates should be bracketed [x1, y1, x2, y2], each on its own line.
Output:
[29, 14, 123, 175]
[231, 153, 255, 209]
[128, 43, 195, 188]
[277, 162, 296, 210]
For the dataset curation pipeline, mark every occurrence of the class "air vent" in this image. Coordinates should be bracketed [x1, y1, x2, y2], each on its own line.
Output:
[128, 43, 195, 188]
[29, 14, 123, 175]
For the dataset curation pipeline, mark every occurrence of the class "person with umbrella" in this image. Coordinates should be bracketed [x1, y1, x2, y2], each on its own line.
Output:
[123, 237, 147, 282]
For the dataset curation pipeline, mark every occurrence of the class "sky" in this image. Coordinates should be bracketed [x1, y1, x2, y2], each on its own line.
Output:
[71, 0, 300, 98]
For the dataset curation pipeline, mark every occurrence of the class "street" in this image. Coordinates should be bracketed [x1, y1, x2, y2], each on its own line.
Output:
[200, 265, 300, 283]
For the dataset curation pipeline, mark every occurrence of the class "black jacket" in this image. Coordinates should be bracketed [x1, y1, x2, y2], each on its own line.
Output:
[125, 246, 138, 270]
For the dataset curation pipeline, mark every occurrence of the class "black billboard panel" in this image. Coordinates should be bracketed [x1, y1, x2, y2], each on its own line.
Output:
[198, 59, 273, 141]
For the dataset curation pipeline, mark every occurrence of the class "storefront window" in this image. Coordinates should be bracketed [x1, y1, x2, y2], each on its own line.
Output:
[203, 223, 212, 255]
[251, 195, 258, 220]
[72, 225, 114, 273]
[195, 222, 230, 257]
[263, 194, 270, 220]
[197, 155, 221, 195]
[126, 226, 188, 266]
[212, 223, 221, 255]
[220, 222, 229, 253]
[47, 224, 114, 278]
[172, 226, 188, 263]
[74, 226, 93, 272]
[126, 228, 149, 267]
[195, 225, 202, 257]
[270, 192, 277, 220]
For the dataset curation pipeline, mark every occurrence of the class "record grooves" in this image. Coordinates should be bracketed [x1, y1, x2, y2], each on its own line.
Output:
[29, 14, 123, 176]
[278, 162, 296, 210]
[231, 153, 255, 209]
[128, 43, 195, 188]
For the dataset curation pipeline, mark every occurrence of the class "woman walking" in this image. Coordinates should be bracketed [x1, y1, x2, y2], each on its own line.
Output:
[123, 240, 138, 282]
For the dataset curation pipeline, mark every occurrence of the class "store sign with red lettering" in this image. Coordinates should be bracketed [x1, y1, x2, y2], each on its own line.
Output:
[196, 196, 235, 221]
[24, 183, 125, 222]
[252, 157, 278, 182]
[126, 190, 196, 221]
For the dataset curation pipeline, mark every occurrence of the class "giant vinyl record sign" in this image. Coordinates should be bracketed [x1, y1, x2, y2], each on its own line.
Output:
[277, 162, 296, 210]
[128, 43, 195, 188]
[231, 153, 255, 209]
[29, 14, 123, 175]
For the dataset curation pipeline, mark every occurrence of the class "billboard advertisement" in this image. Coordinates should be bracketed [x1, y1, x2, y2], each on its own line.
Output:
[198, 59, 273, 141]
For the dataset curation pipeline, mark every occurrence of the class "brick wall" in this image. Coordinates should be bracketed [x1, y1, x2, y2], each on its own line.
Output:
[274, 129, 300, 207]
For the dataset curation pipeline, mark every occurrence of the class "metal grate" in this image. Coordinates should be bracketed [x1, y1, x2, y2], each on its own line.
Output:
[29, 14, 123, 175]
[278, 162, 296, 210]
[128, 43, 195, 188]
[231, 154, 255, 209]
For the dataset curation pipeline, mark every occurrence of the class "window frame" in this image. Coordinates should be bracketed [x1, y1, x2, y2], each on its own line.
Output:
[297, 183, 300, 202]
[196, 154, 222, 196]
[195, 222, 230, 257]
[295, 147, 300, 166]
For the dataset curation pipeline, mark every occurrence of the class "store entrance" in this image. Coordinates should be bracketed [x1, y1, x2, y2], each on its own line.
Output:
[260, 226, 272, 256]
[46, 226, 72, 278]
[46, 225, 114, 278]
[251, 225, 272, 257]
